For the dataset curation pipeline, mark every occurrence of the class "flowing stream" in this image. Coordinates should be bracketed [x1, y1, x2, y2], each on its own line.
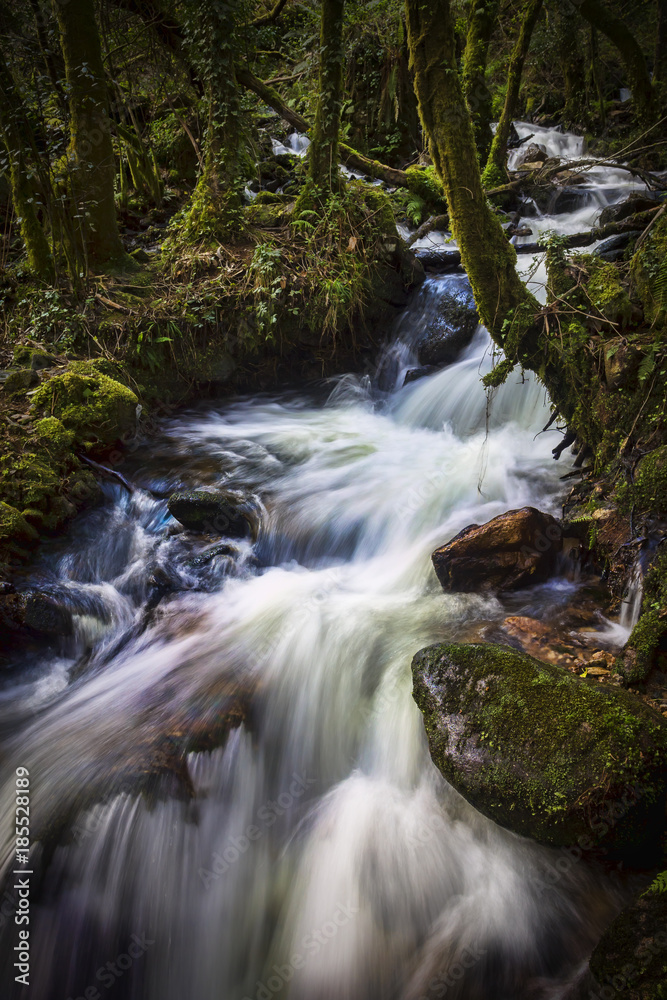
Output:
[0, 128, 650, 999]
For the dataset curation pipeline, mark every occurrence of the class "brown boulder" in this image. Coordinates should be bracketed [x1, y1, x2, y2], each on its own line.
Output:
[432, 506, 565, 593]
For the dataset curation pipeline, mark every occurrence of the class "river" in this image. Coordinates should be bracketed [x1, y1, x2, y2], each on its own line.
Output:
[0, 125, 649, 999]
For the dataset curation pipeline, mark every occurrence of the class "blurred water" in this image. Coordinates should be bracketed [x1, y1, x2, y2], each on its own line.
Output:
[0, 125, 644, 1000]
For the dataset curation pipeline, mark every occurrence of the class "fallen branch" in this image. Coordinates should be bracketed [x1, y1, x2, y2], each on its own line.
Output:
[95, 293, 133, 313]
[252, 0, 289, 27]
[406, 213, 450, 246]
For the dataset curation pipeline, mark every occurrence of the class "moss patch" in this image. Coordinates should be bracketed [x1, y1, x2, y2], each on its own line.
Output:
[31, 360, 138, 446]
[411, 642, 667, 855]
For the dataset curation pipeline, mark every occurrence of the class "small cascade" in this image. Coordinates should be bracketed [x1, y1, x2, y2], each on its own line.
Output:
[619, 561, 644, 632]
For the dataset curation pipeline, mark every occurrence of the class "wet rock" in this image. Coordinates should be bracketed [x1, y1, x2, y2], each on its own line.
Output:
[411, 642, 667, 855]
[566, 886, 667, 1000]
[414, 247, 462, 272]
[432, 506, 566, 593]
[593, 231, 639, 263]
[599, 192, 660, 228]
[167, 490, 256, 538]
[403, 366, 436, 386]
[415, 275, 478, 367]
[0, 590, 73, 640]
[514, 142, 548, 168]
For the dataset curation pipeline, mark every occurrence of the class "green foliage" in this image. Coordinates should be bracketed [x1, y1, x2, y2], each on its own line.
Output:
[647, 870, 667, 894]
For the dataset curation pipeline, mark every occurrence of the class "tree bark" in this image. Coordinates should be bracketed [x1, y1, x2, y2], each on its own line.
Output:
[461, 0, 499, 163]
[404, 0, 536, 341]
[482, 0, 544, 189]
[572, 0, 653, 120]
[54, 0, 127, 270]
[307, 0, 345, 194]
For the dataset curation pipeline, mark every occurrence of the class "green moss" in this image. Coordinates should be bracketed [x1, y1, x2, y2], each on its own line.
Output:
[404, 165, 448, 213]
[616, 610, 667, 685]
[31, 360, 138, 446]
[0, 501, 39, 545]
[412, 642, 667, 852]
[587, 259, 636, 326]
[623, 446, 667, 517]
[34, 416, 75, 450]
[631, 211, 667, 329]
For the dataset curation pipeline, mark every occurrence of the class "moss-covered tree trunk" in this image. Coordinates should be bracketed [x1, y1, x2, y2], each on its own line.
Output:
[181, 0, 244, 243]
[481, 0, 543, 189]
[461, 0, 499, 163]
[574, 0, 653, 121]
[404, 0, 536, 344]
[54, 0, 127, 271]
[0, 53, 54, 280]
[307, 0, 345, 194]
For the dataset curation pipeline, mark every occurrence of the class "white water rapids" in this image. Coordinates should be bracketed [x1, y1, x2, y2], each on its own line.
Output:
[0, 128, 649, 999]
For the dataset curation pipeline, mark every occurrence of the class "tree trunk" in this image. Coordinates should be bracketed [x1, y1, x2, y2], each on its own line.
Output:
[573, 0, 653, 120]
[655, 0, 667, 85]
[481, 0, 544, 189]
[307, 0, 345, 194]
[404, 0, 536, 343]
[589, 27, 607, 126]
[54, 0, 127, 271]
[461, 0, 499, 163]
[180, 0, 245, 243]
[0, 54, 54, 280]
[557, 5, 587, 127]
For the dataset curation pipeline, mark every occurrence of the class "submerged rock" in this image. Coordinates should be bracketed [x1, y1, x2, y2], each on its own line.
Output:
[411, 642, 667, 855]
[0, 590, 73, 641]
[403, 365, 436, 386]
[432, 506, 566, 593]
[415, 274, 479, 367]
[167, 490, 256, 538]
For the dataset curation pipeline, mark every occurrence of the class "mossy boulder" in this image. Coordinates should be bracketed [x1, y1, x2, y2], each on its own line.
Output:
[615, 610, 667, 686]
[571, 885, 667, 1000]
[34, 416, 76, 452]
[431, 507, 566, 593]
[0, 502, 39, 548]
[2, 368, 39, 395]
[167, 490, 256, 538]
[30, 360, 138, 446]
[13, 346, 57, 370]
[411, 642, 667, 856]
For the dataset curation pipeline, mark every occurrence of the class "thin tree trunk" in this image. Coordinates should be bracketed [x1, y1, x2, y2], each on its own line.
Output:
[307, 0, 345, 194]
[180, 0, 244, 242]
[54, 0, 127, 271]
[461, 0, 500, 162]
[0, 54, 54, 280]
[482, 0, 544, 189]
[573, 0, 653, 120]
[404, 0, 536, 341]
